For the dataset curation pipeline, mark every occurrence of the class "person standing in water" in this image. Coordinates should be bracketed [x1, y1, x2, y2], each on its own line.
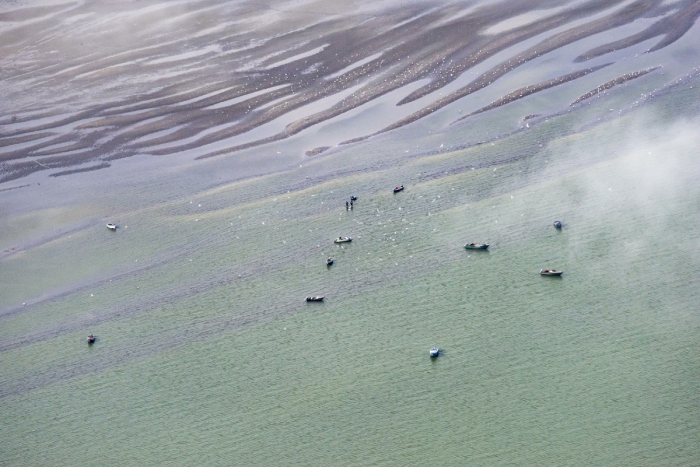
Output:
[346, 201, 349, 210]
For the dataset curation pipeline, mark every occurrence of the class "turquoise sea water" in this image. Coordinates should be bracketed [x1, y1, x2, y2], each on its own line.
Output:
[1, 79, 700, 465]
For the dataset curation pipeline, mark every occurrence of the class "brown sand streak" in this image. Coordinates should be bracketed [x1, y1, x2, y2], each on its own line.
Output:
[570, 67, 660, 105]
[453, 64, 611, 122]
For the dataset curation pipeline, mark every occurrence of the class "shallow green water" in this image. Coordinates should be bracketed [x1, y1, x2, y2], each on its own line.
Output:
[2, 84, 700, 465]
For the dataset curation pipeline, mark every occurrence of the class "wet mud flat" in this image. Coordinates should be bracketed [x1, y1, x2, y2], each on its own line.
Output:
[2, 0, 700, 182]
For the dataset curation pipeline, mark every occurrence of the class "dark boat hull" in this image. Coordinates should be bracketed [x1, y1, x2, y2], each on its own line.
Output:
[465, 244, 489, 250]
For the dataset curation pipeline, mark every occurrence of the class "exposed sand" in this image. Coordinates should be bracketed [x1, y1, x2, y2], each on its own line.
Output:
[574, 1, 700, 61]
[0, 184, 30, 193]
[454, 64, 611, 122]
[305, 146, 331, 156]
[570, 66, 660, 105]
[366, 0, 666, 137]
[48, 163, 111, 178]
[1, 0, 698, 182]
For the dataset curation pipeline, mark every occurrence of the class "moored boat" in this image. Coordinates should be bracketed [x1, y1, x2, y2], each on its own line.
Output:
[326, 258, 334, 266]
[429, 347, 439, 357]
[106, 223, 117, 230]
[306, 296, 324, 302]
[87, 335, 96, 344]
[334, 237, 352, 243]
[540, 269, 563, 276]
[553, 220, 562, 229]
[393, 185, 404, 193]
[464, 242, 489, 250]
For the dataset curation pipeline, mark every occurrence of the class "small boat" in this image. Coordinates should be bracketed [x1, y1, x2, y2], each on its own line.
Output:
[87, 335, 96, 344]
[393, 185, 404, 193]
[334, 237, 352, 243]
[350, 196, 357, 201]
[306, 296, 324, 302]
[540, 269, 563, 276]
[429, 347, 439, 357]
[465, 243, 489, 250]
[106, 223, 117, 230]
[553, 220, 562, 229]
[326, 258, 334, 266]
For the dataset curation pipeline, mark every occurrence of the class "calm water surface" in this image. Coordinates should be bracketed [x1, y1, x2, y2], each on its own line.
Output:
[1, 79, 699, 466]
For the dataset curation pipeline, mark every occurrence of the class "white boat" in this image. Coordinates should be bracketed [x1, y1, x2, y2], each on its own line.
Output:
[540, 269, 563, 276]
[106, 223, 117, 230]
[334, 237, 352, 243]
[306, 296, 324, 302]
[429, 347, 439, 357]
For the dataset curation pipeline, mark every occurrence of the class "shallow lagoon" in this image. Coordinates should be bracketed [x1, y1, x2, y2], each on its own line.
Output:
[2, 80, 700, 464]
